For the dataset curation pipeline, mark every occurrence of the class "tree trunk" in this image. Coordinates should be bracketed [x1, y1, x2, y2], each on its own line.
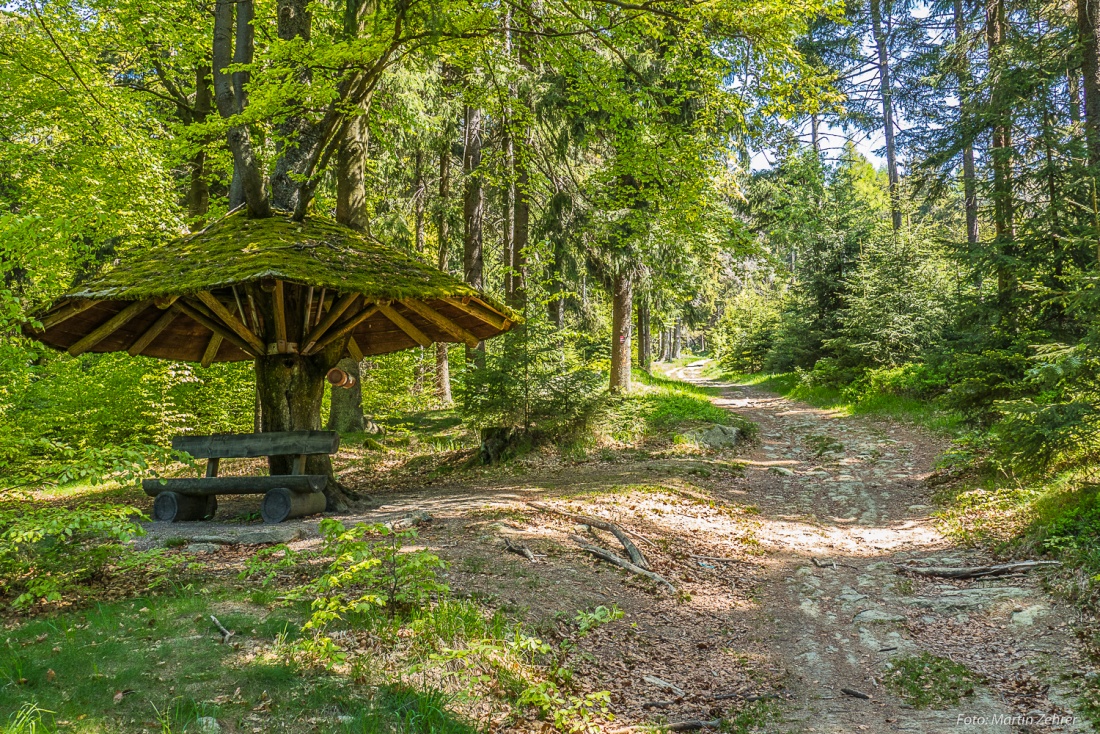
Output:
[414, 148, 426, 255]
[870, 0, 902, 231]
[186, 65, 213, 221]
[1080, 0, 1100, 167]
[336, 111, 369, 232]
[672, 319, 682, 359]
[637, 297, 652, 372]
[987, 0, 1015, 300]
[953, 0, 979, 249]
[327, 357, 365, 432]
[463, 104, 485, 365]
[436, 142, 454, 405]
[610, 273, 632, 394]
[810, 113, 821, 155]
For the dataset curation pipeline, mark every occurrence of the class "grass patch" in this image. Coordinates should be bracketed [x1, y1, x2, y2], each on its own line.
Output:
[884, 653, 980, 708]
[712, 368, 962, 435]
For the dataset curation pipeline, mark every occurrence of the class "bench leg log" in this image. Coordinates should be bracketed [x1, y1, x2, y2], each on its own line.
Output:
[262, 488, 326, 524]
[154, 492, 217, 522]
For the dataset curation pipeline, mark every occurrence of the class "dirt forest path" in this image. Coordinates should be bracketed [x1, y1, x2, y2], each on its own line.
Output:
[664, 361, 1089, 733]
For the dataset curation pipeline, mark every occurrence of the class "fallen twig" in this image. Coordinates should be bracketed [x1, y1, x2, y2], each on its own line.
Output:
[895, 560, 1061, 579]
[641, 701, 673, 709]
[530, 502, 650, 569]
[690, 555, 741, 564]
[643, 675, 685, 697]
[841, 688, 871, 700]
[611, 720, 721, 733]
[811, 557, 856, 569]
[210, 615, 234, 644]
[504, 538, 537, 563]
[571, 535, 676, 592]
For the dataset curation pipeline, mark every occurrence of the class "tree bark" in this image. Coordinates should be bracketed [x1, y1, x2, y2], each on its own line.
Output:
[672, 319, 682, 359]
[810, 113, 821, 155]
[327, 357, 365, 432]
[414, 148, 426, 255]
[212, 0, 270, 218]
[987, 0, 1015, 300]
[463, 104, 485, 365]
[336, 111, 369, 232]
[436, 142, 454, 405]
[610, 273, 632, 394]
[1080, 0, 1100, 167]
[637, 297, 652, 372]
[869, 0, 902, 231]
[953, 0, 979, 248]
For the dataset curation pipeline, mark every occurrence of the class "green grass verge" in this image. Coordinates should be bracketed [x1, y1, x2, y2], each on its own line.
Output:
[713, 369, 962, 435]
[0, 588, 478, 734]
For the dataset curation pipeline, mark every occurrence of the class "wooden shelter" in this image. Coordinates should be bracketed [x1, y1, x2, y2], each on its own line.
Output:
[27, 211, 517, 363]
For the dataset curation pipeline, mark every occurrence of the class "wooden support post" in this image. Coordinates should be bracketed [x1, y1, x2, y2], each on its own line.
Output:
[302, 292, 359, 353]
[301, 286, 314, 344]
[39, 299, 94, 331]
[401, 299, 480, 348]
[377, 303, 432, 347]
[174, 301, 259, 357]
[314, 288, 326, 326]
[68, 299, 154, 356]
[347, 336, 364, 362]
[205, 458, 220, 478]
[291, 454, 307, 475]
[306, 304, 379, 354]
[273, 280, 288, 353]
[195, 291, 265, 355]
[201, 332, 223, 367]
[128, 309, 177, 356]
[443, 297, 508, 330]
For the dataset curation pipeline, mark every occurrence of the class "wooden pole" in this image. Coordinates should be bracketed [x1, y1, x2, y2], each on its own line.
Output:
[68, 299, 154, 356]
[377, 303, 432, 347]
[401, 299, 480, 348]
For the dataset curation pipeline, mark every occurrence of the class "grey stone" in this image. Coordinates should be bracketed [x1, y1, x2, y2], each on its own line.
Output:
[683, 424, 740, 448]
[235, 526, 304, 545]
[853, 609, 905, 623]
[906, 587, 1031, 612]
[195, 717, 221, 734]
[183, 543, 223, 554]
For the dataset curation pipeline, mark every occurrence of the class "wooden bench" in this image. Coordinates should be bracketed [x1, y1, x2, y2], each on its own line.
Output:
[142, 431, 339, 524]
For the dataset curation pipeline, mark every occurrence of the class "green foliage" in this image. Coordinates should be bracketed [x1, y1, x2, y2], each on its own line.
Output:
[573, 605, 623, 635]
[884, 653, 980, 709]
[0, 503, 146, 608]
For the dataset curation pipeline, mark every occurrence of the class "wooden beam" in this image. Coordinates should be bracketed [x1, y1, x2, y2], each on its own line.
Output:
[127, 308, 177, 356]
[301, 285, 314, 344]
[195, 290, 265, 355]
[273, 279, 288, 353]
[401, 299, 481, 348]
[68, 299, 153, 356]
[306, 304, 379, 355]
[201, 332, 223, 368]
[174, 301, 259, 357]
[443, 297, 508, 330]
[347, 336, 364, 362]
[153, 295, 178, 309]
[39, 299, 94, 331]
[302, 292, 359, 353]
[377, 302, 432, 347]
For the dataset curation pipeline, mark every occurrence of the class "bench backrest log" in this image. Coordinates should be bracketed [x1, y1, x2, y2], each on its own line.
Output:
[172, 431, 340, 459]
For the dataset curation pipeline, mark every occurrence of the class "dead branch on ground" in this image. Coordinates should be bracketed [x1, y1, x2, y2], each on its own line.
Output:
[529, 501, 650, 568]
[895, 560, 1060, 579]
[570, 535, 675, 592]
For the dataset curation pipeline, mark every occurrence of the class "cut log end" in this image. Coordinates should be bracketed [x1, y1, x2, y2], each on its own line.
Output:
[261, 488, 326, 523]
[153, 492, 217, 522]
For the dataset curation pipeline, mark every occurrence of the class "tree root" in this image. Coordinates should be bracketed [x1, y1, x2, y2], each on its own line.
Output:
[895, 560, 1060, 579]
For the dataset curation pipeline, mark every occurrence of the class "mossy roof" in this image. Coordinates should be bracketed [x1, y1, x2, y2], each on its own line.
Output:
[65, 210, 510, 313]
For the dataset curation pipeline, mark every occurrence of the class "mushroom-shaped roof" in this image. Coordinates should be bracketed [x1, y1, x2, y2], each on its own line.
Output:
[27, 212, 517, 365]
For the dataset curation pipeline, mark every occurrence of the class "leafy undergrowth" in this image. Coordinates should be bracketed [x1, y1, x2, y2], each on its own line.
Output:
[883, 653, 981, 709]
[0, 521, 620, 734]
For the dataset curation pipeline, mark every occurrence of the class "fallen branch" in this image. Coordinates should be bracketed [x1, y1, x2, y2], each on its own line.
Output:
[641, 701, 673, 709]
[504, 538, 537, 563]
[570, 535, 675, 592]
[841, 688, 870, 700]
[643, 675, 685, 697]
[811, 557, 856, 570]
[691, 555, 741, 564]
[210, 615, 234, 644]
[530, 502, 650, 569]
[895, 560, 1061, 580]
[611, 720, 721, 734]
